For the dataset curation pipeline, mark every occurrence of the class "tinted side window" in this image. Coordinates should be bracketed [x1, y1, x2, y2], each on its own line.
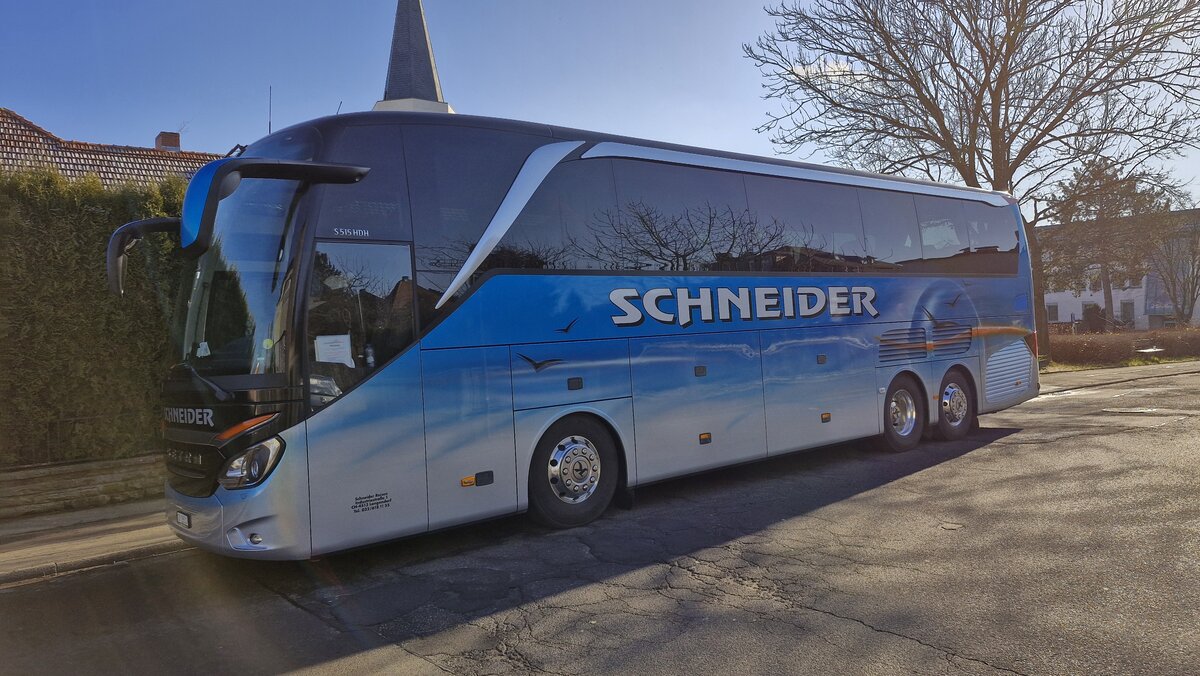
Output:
[316, 125, 410, 241]
[744, 176, 868, 272]
[914, 195, 972, 268]
[859, 188, 921, 269]
[962, 201, 1020, 274]
[306, 242, 416, 407]
[406, 126, 552, 272]
[490, 159, 619, 272]
[598, 160, 761, 271]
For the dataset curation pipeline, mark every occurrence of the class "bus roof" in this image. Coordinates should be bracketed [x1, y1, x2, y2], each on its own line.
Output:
[286, 111, 1017, 207]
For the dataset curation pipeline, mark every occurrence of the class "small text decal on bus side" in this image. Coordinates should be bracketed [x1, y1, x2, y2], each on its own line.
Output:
[609, 286, 880, 327]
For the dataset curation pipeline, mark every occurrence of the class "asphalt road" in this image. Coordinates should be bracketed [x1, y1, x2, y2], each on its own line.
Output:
[3, 370, 1198, 675]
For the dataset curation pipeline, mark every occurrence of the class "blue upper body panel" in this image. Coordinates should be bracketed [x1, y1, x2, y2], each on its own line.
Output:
[421, 271, 1032, 351]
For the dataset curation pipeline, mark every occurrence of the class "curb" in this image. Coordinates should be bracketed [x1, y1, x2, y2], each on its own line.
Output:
[1039, 364, 1200, 394]
[0, 540, 192, 587]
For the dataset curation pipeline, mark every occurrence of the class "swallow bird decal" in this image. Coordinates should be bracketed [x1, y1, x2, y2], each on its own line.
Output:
[555, 318, 579, 334]
[517, 353, 565, 372]
[919, 306, 958, 329]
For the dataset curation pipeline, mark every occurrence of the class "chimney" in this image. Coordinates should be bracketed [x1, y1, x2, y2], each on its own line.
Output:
[155, 131, 181, 152]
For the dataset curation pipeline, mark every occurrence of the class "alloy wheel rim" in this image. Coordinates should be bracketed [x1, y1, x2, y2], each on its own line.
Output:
[941, 383, 969, 427]
[890, 389, 918, 437]
[547, 436, 601, 504]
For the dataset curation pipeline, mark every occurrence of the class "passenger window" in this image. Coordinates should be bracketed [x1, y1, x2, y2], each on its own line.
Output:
[406, 126, 553, 272]
[961, 201, 1020, 274]
[603, 160, 759, 271]
[914, 196, 971, 266]
[496, 159, 619, 272]
[744, 175, 867, 272]
[306, 241, 416, 407]
[859, 188, 922, 268]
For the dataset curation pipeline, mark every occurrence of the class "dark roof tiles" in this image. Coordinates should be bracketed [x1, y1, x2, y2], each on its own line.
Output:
[0, 108, 221, 187]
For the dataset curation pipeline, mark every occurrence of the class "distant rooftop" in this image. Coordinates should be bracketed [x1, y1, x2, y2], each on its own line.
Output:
[0, 108, 222, 187]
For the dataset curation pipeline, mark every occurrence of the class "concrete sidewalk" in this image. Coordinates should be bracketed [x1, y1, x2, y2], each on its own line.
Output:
[0, 498, 187, 586]
[1, 359, 1196, 587]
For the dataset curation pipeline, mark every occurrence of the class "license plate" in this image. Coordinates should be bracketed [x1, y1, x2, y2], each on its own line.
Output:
[176, 511, 192, 529]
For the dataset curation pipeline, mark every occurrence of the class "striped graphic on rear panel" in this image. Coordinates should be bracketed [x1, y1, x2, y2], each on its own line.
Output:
[879, 327, 927, 364]
[931, 323, 972, 358]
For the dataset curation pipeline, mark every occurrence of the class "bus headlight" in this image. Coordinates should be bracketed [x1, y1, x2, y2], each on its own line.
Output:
[218, 437, 284, 490]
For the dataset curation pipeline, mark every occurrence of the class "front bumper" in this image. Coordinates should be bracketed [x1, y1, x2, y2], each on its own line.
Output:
[164, 478, 311, 560]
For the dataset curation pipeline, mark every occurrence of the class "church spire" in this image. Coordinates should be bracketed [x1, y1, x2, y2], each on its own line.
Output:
[373, 0, 453, 113]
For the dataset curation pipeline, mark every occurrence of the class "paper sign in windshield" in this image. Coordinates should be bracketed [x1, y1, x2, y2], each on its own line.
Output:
[314, 334, 355, 367]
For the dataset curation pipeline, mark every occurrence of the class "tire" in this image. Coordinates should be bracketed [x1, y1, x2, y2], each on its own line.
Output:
[876, 374, 926, 452]
[934, 369, 976, 441]
[528, 415, 620, 529]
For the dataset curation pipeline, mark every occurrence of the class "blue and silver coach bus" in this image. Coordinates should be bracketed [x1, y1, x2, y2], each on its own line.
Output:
[107, 112, 1038, 559]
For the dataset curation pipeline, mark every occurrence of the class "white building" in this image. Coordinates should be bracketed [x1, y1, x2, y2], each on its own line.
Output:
[1040, 208, 1200, 331]
[1042, 276, 1157, 331]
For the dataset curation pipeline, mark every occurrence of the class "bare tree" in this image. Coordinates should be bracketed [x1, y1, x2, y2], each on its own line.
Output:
[745, 0, 1200, 345]
[1147, 216, 1200, 325]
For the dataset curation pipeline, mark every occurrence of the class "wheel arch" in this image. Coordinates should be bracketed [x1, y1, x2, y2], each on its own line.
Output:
[941, 362, 980, 407]
[892, 368, 930, 416]
[513, 401, 636, 513]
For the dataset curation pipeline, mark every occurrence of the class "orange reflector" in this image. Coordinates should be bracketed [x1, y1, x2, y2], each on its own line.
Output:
[215, 413, 277, 442]
[699, 433, 712, 445]
[460, 476, 477, 487]
[821, 413, 832, 423]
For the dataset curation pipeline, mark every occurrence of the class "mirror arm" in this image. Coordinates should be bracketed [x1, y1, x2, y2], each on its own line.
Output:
[234, 159, 369, 184]
[106, 217, 181, 297]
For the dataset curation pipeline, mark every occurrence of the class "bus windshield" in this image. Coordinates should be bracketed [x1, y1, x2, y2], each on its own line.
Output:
[177, 177, 303, 377]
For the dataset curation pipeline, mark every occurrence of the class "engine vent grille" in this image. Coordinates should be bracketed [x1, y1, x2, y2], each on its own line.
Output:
[985, 340, 1034, 403]
[931, 323, 972, 357]
[879, 327, 927, 363]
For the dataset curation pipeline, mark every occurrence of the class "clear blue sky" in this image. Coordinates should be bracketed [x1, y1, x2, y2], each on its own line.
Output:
[1, 0, 1195, 196]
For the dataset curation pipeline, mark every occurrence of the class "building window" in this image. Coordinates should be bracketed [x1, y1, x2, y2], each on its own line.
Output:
[1046, 304, 1059, 322]
[1120, 300, 1135, 324]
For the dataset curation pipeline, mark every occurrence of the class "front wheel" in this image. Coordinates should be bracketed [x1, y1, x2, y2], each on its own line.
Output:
[934, 370, 976, 441]
[528, 415, 619, 529]
[876, 374, 926, 453]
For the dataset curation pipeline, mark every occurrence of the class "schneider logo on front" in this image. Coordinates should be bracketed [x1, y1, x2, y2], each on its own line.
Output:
[609, 286, 880, 327]
[163, 407, 215, 427]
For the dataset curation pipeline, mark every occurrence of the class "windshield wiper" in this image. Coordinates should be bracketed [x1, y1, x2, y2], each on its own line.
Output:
[173, 361, 234, 402]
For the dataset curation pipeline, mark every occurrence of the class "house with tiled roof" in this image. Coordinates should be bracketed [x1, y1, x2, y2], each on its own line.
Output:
[0, 108, 221, 187]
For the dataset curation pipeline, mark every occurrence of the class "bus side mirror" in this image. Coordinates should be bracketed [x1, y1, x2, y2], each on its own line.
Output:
[179, 157, 370, 258]
[106, 217, 182, 296]
[106, 157, 369, 297]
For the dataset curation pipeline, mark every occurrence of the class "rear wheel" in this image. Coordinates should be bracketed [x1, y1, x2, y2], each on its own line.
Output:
[528, 415, 619, 529]
[877, 374, 926, 452]
[935, 370, 976, 441]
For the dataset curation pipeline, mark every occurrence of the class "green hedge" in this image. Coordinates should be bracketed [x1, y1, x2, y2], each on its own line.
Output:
[0, 170, 185, 466]
[1050, 329, 1200, 365]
